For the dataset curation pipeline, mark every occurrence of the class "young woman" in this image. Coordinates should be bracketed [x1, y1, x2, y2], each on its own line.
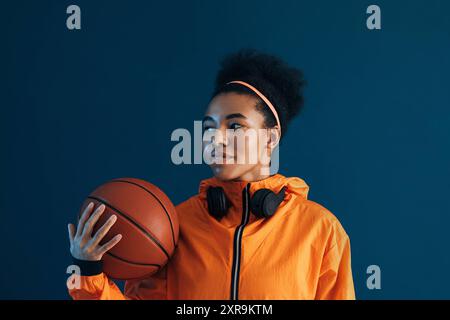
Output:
[68, 49, 355, 300]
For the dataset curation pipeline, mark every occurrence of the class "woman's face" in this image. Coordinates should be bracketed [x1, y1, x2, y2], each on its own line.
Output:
[202, 92, 278, 181]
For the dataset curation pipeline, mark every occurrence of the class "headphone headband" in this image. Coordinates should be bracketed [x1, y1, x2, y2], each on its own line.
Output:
[226, 80, 282, 135]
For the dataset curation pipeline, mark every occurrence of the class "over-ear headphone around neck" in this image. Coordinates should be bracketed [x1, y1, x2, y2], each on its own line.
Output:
[206, 186, 286, 221]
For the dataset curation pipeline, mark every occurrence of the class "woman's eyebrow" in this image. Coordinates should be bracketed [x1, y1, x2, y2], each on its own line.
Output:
[225, 113, 247, 120]
[202, 116, 215, 123]
[202, 113, 247, 123]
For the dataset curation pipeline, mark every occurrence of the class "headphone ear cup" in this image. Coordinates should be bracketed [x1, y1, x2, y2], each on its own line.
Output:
[206, 187, 230, 221]
[250, 187, 287, 219]
[250, 189, 272, 218]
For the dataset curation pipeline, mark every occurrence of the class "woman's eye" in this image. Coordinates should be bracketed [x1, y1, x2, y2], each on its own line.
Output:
[203, 126, 215, 132]
[229, 123, 243, 130]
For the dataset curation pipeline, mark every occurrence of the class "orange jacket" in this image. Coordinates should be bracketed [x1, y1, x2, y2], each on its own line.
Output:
[68, 173, 355, 300]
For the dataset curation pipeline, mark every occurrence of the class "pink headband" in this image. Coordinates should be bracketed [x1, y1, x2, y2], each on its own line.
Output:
[226, 80, 281, 135]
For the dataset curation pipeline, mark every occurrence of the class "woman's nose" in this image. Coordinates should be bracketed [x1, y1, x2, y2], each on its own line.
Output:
[213, 127, 230, 146]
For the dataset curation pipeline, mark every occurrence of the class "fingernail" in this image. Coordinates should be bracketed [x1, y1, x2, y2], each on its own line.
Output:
[111, 215, 117, 220]
[88, 202, 94, 208]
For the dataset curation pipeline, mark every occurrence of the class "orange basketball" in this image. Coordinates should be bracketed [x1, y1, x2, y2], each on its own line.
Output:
[78, 178, 179, 280]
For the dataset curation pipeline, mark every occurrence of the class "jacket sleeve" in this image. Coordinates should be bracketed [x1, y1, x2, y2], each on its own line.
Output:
[68, 259, 168, 300]
[315, 222, 356, 300]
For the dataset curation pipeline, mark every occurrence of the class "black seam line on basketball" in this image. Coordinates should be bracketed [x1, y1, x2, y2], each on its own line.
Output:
[87, 196, 170, 259]
[109, 179, 176, 249]
[105, 251, 161, 268]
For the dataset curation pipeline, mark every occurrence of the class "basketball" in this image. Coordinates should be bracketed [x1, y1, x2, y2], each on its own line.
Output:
[78, 178, 179, 280]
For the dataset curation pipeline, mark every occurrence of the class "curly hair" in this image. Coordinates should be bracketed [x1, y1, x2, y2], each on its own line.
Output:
[211, 48, 306, 138]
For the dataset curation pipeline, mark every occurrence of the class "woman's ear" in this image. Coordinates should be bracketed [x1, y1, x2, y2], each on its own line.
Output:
[260, 127, 280, 161]
[267, 127, 281, 150]
[259, 127, 281, 175]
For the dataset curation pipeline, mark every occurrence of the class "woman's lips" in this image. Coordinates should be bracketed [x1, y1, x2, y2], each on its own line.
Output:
[212, 150, 234, 158]
[211, 150, 235, 162]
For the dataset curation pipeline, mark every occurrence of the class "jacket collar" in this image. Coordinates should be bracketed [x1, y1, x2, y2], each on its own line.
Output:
[198, 173, 309, 212]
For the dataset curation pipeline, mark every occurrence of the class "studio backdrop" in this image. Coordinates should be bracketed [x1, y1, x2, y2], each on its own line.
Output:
[1, 0, 449, 299]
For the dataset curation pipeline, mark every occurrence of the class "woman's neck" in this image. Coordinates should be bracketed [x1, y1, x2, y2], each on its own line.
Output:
[231, 165, 271, 182]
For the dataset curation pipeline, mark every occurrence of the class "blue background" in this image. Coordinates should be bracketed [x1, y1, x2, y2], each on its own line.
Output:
[1, 0, 449, 299]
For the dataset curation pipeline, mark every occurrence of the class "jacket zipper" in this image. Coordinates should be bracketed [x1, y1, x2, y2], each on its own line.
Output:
[230, 183, 251, 300]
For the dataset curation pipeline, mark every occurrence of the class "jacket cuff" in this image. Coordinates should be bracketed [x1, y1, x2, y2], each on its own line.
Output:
[72, 257, 103, 276]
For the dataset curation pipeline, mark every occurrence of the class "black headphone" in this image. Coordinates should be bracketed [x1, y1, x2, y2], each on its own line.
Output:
[206, 186, 287, 221]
